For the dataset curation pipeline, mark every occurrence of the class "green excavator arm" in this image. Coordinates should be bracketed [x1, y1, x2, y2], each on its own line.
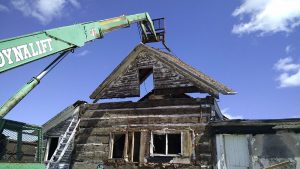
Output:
[0, 12, 161, 118]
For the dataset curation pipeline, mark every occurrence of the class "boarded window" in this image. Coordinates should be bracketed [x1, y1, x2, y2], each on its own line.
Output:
[112, 134, 125, 158]
[152, 132, 181, 156]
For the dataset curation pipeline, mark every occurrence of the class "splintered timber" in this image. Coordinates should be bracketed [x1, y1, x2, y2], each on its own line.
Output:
[0, 38, 53, 68]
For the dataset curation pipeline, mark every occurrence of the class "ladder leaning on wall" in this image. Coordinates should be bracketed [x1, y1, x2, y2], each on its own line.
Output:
[46, 108, 80, 169]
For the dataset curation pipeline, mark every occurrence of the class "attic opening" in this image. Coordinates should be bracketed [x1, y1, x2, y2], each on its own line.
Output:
[139, 68, 154, 98]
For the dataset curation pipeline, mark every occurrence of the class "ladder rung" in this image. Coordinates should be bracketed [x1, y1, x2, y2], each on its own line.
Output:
[60, 143, 66, 146]
[46, 115, 80, 169]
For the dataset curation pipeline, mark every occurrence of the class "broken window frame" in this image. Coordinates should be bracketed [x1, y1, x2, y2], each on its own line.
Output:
[109, 133, 126, 159]
[109, 131, 141, 162]
[127, 131, 141, 163]
[150, 130, 182, 157]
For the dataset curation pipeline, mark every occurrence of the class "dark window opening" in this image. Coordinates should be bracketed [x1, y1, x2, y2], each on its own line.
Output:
[153, 134, 166, 154]
[153, 133, 181, 156]
[112, 134, 125, 158]
[47, 137, 59, 160]
[168, 134, 181, 154]
[133, 132, 141, 162]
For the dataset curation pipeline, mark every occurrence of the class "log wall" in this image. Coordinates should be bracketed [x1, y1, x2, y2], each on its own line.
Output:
[71, 98, 215, 169]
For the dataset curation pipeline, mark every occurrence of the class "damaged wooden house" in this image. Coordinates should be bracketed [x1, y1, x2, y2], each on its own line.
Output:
[69, 43, 235, 169]
[43, 44, 300, 169]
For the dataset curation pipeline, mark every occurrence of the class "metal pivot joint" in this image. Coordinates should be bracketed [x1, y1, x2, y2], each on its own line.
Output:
[138, 17, 171, 52]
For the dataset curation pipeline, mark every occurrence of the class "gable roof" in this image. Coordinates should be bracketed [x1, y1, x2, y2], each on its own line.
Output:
[42, 100, 86, 133]
[90, 44, 236, 101]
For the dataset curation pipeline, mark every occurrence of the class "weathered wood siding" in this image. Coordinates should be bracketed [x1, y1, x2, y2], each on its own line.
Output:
[98, 50, 196, 99]
[71, 98, 214, 169]
[43, 116, 76, 165]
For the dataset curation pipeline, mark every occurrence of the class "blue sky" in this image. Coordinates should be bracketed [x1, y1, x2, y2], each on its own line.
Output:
[1, 0, 300, 125]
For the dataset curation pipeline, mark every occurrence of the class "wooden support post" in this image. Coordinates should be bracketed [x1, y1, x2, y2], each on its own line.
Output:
[17, 130, 22, 161]
[131, 132, 134, 162]
[124, 132, 129, 161]
[36, 128, 43, 162]
[108, 133, 113, 159]
[139, 131, 147, 165]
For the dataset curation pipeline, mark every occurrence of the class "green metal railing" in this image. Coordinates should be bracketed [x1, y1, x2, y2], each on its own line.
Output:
[0, 119, 43, 163]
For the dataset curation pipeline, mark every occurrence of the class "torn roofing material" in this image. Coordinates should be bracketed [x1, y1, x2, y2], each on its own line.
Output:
[90, 43, 236, 101]
[210, 118, 300, 134]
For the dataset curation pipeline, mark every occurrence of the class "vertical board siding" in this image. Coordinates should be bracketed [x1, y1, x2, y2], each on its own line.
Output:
[224, 135, 249, 169]
[216, 135, 226, 169]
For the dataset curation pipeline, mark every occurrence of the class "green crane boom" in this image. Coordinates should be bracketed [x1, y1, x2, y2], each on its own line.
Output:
[0, 12, 161, 118]
[0, 13, 156, 73]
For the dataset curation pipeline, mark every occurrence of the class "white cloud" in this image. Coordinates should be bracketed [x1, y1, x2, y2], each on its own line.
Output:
[232, 0, 300, 35]
[274, 57, 300, 87]
[0, 4, 9, 12]
[285, 45, 292, 54]
[221, 108, 243, 119]
[77, 50, 89, 57]
[11, 0, 80, 24]
[69, 0, 80, 8]
[274, 57, 300, 71]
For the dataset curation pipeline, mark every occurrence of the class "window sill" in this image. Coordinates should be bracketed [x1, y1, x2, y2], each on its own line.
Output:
[150, 154, 181, 157]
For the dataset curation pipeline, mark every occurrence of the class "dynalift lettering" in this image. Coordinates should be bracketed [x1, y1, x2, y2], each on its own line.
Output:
[0, 38, 53, 68]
